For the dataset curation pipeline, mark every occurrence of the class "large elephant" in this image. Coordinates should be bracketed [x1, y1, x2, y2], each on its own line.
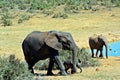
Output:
[89, 35, 108, 58]
[22, 30, 78, 76]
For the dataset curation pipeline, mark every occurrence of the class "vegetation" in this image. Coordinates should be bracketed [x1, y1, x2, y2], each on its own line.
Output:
[0, 12, 12, 27]
[0, 55, 34, 80]
[34, 48, 100, 71]
[0, 0, 119, 10]
[0, 0, 120, 26]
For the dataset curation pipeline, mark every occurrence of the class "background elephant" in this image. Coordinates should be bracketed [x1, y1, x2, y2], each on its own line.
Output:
[22, 30, 78, 76]
[89, 35, 108, 58]
[63, 58, 82, 73]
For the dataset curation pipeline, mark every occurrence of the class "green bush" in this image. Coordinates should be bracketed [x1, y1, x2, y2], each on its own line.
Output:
[77, 48, 100, 67]
[0, 0, 120, 10]
[18, 14, 31, 24]
[0, 12, 12, 27]
[0, 54, 34, 80]
[35, 48, 100, 71]
[52, 12, 68, 19]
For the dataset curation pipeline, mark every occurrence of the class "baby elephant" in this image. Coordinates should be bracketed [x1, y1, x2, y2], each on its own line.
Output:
[63, 59, 82, 73]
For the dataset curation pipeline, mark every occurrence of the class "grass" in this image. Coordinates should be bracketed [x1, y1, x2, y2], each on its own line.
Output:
[0, 7, 120, 80]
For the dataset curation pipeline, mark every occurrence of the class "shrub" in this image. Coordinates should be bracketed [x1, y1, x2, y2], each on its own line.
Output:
[42, 10, 54, 16]
[18, 14, 31, 24]
[77, 48, 100, 67]
[0, 12, 12, 27]
[52, 12, 68, 19]
[35, 48, 100, 70]
[0, 54, 34, 80]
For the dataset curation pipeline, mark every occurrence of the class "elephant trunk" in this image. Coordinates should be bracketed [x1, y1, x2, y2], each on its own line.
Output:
[105, 42, 108, 59]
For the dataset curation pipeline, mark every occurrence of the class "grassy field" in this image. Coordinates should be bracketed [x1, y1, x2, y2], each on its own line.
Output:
[0, 7, 120, 80]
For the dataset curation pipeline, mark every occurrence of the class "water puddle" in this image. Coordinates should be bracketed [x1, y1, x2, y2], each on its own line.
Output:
[108, 41, 120, 56]
[88, 41, 120, 57]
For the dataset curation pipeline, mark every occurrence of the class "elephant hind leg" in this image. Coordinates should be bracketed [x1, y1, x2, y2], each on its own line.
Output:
[28, 63, 35, 74]
[27, 59, 37, 74]
[47, 58, 54, 75]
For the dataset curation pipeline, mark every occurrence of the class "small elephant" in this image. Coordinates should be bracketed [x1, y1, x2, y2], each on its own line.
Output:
[89, 35, 108, 58]
[63, 58, 82, 73]
[22, 30, 78, 76]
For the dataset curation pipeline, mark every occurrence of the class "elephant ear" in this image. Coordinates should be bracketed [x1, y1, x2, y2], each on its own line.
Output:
[45, 33, 62, 51]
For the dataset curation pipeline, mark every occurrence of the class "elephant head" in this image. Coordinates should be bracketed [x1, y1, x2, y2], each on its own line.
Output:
[98, 35, 108, 58]
[45, 30, 77, 73]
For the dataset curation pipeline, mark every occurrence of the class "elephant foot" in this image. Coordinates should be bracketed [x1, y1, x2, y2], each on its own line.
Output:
[59, 71, 67, 76]
[91, 55, 95, 58]
[91, 56, 96, 58]
[47, 72, 54, 76]
[99, 56, 104, 59]
[59, 70, 67, 76]
[71, 69, 77, 74]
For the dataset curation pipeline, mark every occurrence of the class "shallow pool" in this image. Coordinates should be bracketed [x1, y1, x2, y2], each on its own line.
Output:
[108, 41, 120, 56]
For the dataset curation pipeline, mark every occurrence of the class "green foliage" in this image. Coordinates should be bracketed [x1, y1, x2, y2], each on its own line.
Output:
[0, 55, 33, 80]
[52, 12, 68, 19]
[0, 12, 12, 27]
[0, 0, 120, 24]
[34, 48, 100, 71]
[111, 0, 120, 7]
[77, 48, 100, 67]
[0, 0, 119, 10]
[42, 10, 54, 16]
[18, 14, 31, 24]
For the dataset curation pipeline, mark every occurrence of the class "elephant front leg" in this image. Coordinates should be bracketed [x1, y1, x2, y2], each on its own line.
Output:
[54, 56, 67, 76]
[47, 58, 54, 75]
[99, 49, 104, 58]
[76, 62, 82, 73]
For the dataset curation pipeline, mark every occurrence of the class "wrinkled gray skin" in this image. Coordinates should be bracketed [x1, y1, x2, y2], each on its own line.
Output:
[89, 35, 108, 58]
[63, 59, 82, 73]
[22, 30, 78, 76]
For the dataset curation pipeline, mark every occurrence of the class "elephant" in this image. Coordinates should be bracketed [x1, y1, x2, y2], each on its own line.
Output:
[63, 58, 82, 73]
[22, 30, 78, 76]
[89, 35, 108, 58]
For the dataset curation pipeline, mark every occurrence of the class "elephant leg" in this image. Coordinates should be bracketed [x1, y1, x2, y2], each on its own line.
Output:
[63, 63, 70, 73]
[91, 49, 94, 58]
[76, 63, 82, 73]
[54, 56, 67, 76]
[99, 49, 103, 58]
[28, 62, 35, 74]
[96, 50, 99, 58]
[47, 58, 54, 75]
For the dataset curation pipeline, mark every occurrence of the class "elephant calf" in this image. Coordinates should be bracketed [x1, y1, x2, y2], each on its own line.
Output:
[63, 58, 82, 73]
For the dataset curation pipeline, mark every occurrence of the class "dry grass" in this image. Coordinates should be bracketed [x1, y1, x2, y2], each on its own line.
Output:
[0, 7, 120, 80]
